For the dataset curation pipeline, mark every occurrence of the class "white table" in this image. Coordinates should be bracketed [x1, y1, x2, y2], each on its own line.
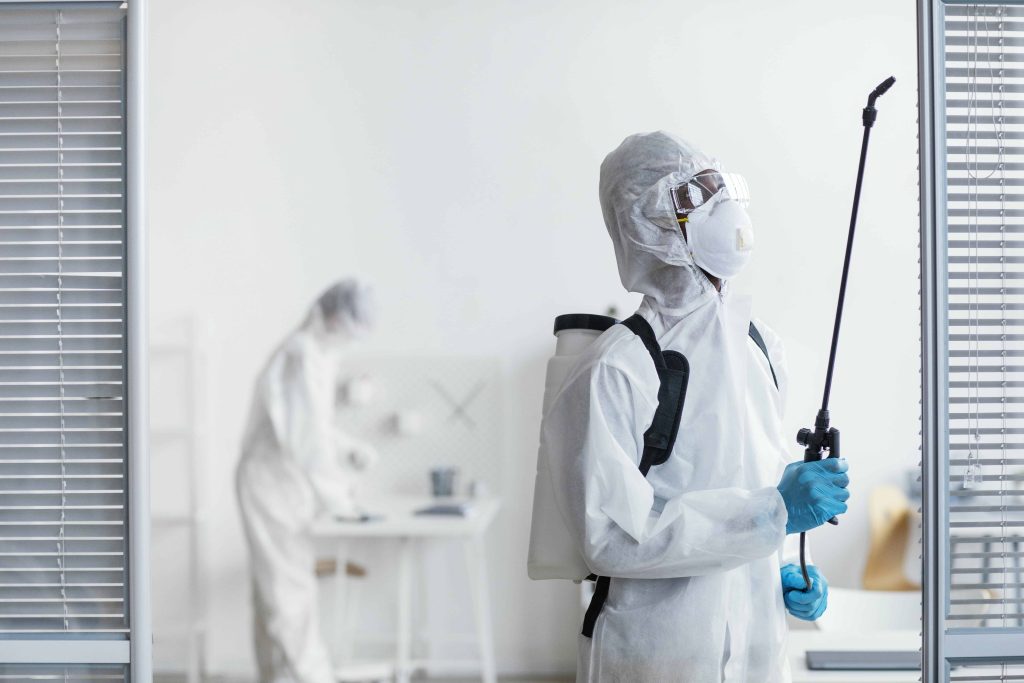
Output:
[788, 630, 920, 683]
[311, 496, 500, 683]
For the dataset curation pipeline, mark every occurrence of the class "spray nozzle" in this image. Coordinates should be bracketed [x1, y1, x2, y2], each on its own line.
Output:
[867, 76, 896, 108]
[863, 76, 895, 128]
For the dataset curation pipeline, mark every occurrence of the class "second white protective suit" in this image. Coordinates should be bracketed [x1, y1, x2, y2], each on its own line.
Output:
[544, 132, 798, 681]
[236, 280, 376, 683]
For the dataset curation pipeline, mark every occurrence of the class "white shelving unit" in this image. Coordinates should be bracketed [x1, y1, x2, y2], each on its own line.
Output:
[150, 318, 207, 683]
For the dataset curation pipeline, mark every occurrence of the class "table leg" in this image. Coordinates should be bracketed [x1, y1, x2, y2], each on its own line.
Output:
[342, 542, 364, 663]
[416, 544, 432, 669]
[333, 541, 349, 663]
[463, 536, 496, 683]
[396, 537, 414, 683]
[186, 627, 200, 683]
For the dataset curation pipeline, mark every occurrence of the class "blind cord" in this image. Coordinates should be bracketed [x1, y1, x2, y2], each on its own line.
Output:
[964, 5, 984, 493]
[985, 4, 1010, 629]
[54, 9, 70, 637]
[989, 4, 1010, 630]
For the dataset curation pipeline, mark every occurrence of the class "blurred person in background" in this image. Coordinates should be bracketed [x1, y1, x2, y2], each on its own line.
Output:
[236, 279, 377, 683]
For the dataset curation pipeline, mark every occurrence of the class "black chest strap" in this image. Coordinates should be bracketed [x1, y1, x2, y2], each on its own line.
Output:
[582, 315, 778, 638]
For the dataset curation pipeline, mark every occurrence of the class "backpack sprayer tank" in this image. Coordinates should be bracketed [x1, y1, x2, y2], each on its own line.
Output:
[527, 314, 617, 581]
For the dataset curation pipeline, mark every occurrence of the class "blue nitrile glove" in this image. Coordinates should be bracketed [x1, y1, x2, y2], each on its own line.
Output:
[781, 563, 828, 620]
[776, 458, 850, 534]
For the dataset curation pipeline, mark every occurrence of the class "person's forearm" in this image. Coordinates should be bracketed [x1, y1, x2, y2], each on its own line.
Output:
[579, 485, 787, 579]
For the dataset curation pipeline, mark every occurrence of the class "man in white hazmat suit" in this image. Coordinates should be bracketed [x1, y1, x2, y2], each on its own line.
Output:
[236, 279, 377, 683]
[545, 132, 851, 681]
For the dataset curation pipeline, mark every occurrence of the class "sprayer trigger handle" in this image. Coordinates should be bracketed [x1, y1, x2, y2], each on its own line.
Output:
[827, 427, 840, 459]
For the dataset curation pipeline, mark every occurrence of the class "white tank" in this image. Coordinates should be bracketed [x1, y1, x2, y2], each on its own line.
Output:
[527, 314, 617, 581]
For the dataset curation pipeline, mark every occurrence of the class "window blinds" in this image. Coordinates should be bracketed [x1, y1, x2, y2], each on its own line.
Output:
[921, 0, 1024, 680]
[0, 2, 135, 675]
[944, 2, 1024, 628]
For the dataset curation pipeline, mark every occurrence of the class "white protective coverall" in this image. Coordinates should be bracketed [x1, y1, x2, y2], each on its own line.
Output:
[236, 280, 376, 683]
[544, 132, 799, 681]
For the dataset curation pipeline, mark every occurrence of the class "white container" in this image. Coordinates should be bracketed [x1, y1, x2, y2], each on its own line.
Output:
[527, 315, 616, 581]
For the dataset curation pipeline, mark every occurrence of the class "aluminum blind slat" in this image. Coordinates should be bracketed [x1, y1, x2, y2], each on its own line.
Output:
[0, 339, 123, 356]
[0, 5, 127, 646]
[947, 53, 1024, 64]
[947, 103, 1024, 110]
[0, 416, 120, 429]
[950, 664, 1024, 681]
[0, 666, 125, 681]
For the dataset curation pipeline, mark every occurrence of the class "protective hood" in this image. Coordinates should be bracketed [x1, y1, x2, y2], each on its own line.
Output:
[300, 278, 375, 348]
[599, 131, 721, 310]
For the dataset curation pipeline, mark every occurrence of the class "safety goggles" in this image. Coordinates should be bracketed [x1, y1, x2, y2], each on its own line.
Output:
[669, 170, 750, 219]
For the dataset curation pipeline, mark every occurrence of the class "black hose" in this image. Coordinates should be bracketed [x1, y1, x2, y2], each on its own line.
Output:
[800, 531, 810, 589]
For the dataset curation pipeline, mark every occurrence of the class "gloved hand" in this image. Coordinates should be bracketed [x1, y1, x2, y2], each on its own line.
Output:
[781, 563, 828, 620]
[776, 458, 850, 534]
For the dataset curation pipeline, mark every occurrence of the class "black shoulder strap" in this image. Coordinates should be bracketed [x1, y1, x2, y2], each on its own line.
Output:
[582, 314, 690, 638]
[614, 314, 691, 476]
[620, 314, 665, 370]
[747, 321, 779, 390]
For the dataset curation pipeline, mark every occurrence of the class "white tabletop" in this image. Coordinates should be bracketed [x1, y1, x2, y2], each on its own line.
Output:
[310, 495, 500, 539]
[788, 630, 920, 683]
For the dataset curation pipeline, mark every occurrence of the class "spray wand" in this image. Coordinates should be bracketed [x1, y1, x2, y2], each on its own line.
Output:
[794, 76, 895, 590]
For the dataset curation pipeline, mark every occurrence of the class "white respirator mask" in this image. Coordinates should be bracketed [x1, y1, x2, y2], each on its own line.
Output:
[670, 170, 754, 280]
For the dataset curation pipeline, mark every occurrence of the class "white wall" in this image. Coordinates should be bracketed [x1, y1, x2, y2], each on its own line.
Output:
[148, 0, 921, 675]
